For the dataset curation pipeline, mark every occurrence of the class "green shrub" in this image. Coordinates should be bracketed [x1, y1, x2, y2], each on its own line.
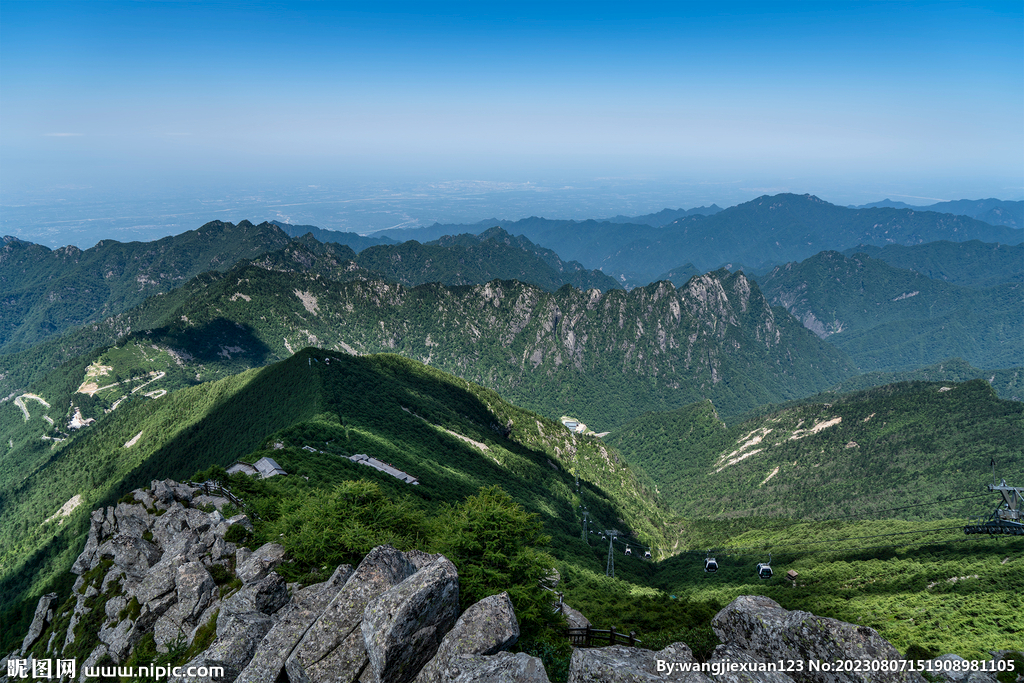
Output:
[996, 652, 1023, 683]
[433, 485, 558, 639]
[265, 479, 426, 578]
[224, 524, 250, 544]
[118, 597, 141, 622]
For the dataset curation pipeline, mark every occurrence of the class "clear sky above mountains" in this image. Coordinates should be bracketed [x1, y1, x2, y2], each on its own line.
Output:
[1, 1, 1021, 241]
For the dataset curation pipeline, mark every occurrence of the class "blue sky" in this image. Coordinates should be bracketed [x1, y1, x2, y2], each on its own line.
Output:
[1, 1, 1022, 205]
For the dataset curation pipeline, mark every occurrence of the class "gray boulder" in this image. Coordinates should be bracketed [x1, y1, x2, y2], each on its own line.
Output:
[175, 562, 216, 624]
[711, 595, 926, 683]
[71, 510, 105, 575]
[102, 618, 142, 662]
[169, 611, 275, 682]
[220, 573, 289, 616]
[133, 489, 156, 509]
[416, 592, 520, 683]
[362, 555, 460, 683]
[111, 534, 162, 579]
[561, 602, 590, 630]
[236, 543, 287, 584]
[707, 642, 798, 683]
[170, 481, 196, 503]
[234, 564, 353, 683]
[404, 549, 442, 570]
[114, 502, 153, 537]
[226, 514, 254, 532]
[152, 479, 175, 505]
[928, 655, 972, 683]
[19, 593, 58, 654]
[568, 642, 708, 683]
[285, 545, 417, 683]
[134, 557, 181, 605]
[444, 652, 551, 682]
[80, 645, 109, 683]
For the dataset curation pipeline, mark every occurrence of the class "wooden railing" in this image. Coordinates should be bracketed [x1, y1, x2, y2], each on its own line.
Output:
[564, 625, 641, 648]
[188, 480, 246, 510]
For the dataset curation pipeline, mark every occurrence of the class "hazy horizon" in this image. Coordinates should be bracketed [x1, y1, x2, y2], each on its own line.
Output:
[2, 1, 1022, 247]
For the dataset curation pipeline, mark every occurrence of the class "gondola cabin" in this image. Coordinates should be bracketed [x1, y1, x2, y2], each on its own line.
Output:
[624, 546, 632, 556]
[704, 556, 718, 573]
[757, 562, 773, 580]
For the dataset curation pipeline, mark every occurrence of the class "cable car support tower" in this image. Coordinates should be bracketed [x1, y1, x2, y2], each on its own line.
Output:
[964, 478, 1024, 536]
[603, 530, 620, 578]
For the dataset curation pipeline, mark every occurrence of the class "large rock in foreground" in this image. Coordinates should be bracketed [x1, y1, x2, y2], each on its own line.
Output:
[711, 595, 926, 683]
[568, 642, 710, 683]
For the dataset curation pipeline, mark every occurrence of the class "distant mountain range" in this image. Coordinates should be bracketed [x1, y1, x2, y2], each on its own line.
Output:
[355, 227, 619, 292]
[367, 194, 1023, 283]
[601, 205, 723, 226]
[0, 221, 292, 354]
[0, 223, 620, 353]
[850, 198, 1023, 229]
[271, 220, 398, 251]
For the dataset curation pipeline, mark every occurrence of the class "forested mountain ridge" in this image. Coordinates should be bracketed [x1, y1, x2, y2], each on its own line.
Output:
[355, 226, 620, 291]
[758, 250, 1023, 372]
[607, 379, 1023, 520]
[0, 221, 293, 353]
[0, 348, 670, 618]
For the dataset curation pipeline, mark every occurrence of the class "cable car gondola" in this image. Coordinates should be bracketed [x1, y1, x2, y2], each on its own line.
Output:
[643, 550, 651, 559]
[703, 550, 718, 573]
[756, 553, 773, 580]
[624, 545, 632, 556]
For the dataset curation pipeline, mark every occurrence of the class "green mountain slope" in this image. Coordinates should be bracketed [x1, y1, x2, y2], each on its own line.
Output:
[355, 227, 620, 291]
[758, 250, 1023, 372]
[0, 221, 293, 353]
[0, 349, 668, 611]
[841, 240, 1023, 289]
[607, 380, 1022, 520]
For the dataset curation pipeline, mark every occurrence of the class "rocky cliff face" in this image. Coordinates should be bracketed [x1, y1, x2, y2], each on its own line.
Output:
[6, 481, 1015, 683]
[144, 265, 856, 426]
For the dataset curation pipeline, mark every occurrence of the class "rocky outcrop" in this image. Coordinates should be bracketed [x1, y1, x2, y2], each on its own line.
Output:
[19, 593, 58, 655]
